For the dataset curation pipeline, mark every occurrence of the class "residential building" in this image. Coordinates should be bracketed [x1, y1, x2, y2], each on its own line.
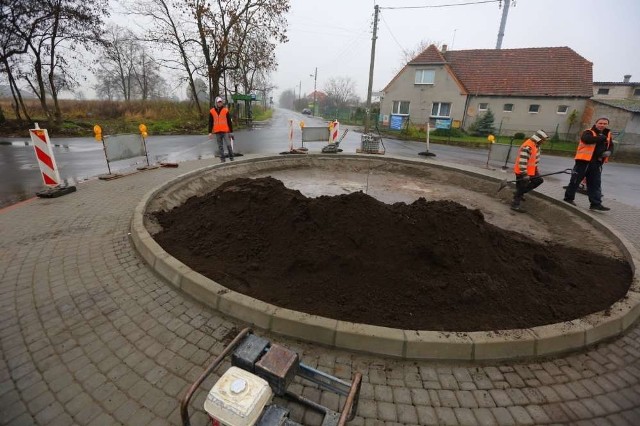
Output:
[588, 75, 640, 150]
[380, 45, 593, 139]
[593, 75, 640, 99]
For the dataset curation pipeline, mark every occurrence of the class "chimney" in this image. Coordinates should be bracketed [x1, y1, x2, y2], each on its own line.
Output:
[441, 44, 447, 53]
[623, 74, 631, 83]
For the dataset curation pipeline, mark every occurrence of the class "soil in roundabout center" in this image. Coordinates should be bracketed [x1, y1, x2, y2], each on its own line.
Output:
[152, 177, 632, 332]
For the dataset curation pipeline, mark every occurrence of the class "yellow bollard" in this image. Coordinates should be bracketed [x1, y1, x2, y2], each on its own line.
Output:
[139, 124, 148, 138]
[93, 124, 102, 142]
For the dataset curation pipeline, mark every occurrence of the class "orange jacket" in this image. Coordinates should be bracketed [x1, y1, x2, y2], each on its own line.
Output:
[575, 129, 612, 163]
[513, 138, 540, 176]
[209, 107, 231, 133]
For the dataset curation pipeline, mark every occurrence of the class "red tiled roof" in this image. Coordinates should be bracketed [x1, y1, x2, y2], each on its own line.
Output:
[409, 46, 593, 97]
[409, 44, 447, 64]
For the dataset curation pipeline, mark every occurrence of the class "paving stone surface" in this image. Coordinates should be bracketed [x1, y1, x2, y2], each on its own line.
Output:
[1, 155, 639, 425]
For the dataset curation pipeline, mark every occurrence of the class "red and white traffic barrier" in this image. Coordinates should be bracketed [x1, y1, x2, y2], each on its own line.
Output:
[329, 120, 340, 143]
[29, 124, 61, 186]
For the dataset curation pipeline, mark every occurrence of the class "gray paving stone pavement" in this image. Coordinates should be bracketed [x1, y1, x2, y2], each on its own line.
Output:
[1, 155, 639, 425]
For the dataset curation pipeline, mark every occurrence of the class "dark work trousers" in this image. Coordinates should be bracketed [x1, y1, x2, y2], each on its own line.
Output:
[564, 160, 603, 206]
[215, 132, 234, 161]
[512, 174, 543, 205]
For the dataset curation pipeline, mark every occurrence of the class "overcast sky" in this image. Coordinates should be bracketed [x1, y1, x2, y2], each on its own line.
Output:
[274, 0, 640, 101]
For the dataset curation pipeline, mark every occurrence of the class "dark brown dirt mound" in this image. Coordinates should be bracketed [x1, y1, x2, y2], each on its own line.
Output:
[152, 177, 632, 331]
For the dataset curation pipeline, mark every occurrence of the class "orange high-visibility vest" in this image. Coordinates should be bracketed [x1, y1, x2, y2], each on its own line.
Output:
[513, 138, 539, 176]
[575, 129, 612, 163]
[210, 107, 230, 133]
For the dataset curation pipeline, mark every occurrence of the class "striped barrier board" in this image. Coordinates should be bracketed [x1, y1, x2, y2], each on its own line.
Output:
[329, 120, 339, 143]
[29, 127, 61, 186]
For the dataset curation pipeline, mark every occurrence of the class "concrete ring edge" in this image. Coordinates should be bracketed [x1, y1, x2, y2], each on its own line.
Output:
[130, 154, 640, 361]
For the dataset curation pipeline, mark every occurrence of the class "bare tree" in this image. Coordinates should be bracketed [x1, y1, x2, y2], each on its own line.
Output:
[0, 0, 37, 63]
[97, 26, 140, 101]
[0, 56, 32, 121]
[93, 67, 120, 100]
[228, 25, 278, 96]
[95, 27, 168, 101]
[127, 0, 289, 114]
[324, 76, 358, 109]
[128, 0, 204, 113]
[132, 53, 167, 100]
[187, 0, 289, 105]
[253, 74, 276, 108]
[0, 0, 50, 121]
[17, 0, 110, 124]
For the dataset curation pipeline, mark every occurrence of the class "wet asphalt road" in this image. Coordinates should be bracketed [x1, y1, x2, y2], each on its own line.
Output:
[1, 108, 638, 209]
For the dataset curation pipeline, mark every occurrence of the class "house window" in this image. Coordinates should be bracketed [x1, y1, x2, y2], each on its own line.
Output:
[415, 70, 435, 85]
[431, 102, 451, 117]
[528, 104, 540, 113]
[392, 101, 410, 115]
[557, 105, 569, 114]
[634, 88, 640, 96]
[503, 103, 514, 112]
[597, 88, 609, 95]
[478, 103, 488, 111]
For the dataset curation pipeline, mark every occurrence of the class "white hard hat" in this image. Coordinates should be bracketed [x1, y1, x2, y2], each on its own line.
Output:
[534, 130, 548, 140]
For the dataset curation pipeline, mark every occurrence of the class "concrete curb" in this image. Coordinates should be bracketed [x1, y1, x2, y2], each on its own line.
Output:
[130, 154, 640, 361]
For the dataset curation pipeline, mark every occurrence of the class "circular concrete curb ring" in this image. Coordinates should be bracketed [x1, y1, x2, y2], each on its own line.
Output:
[130, 154, 640, 361]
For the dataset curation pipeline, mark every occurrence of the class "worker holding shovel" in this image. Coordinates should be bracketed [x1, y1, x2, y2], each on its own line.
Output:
[510, 130, 549, 213]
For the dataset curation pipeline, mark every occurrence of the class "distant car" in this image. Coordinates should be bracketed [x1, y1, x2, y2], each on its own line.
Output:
[301, 108, 312, 116]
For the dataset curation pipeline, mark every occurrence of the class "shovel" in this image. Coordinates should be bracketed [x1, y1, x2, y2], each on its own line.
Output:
[497, 168, 572, 193]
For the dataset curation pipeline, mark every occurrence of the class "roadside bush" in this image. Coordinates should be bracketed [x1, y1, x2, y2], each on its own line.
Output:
[401, 121, 426, 139]
[513, 132, 525, 139]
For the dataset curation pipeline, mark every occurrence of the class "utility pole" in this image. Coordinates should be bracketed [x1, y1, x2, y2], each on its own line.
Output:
[298, 80, 301, 106]
[495, 0, 512, 49]
[311, 67, 317, 116]
[364, 4, 379, 134]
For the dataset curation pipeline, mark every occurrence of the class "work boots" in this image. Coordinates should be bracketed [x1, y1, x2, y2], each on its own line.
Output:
[510, 195, 526, 213]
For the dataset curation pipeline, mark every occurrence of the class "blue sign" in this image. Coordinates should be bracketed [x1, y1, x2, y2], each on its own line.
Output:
[435, 118, 452, 129]
[389, 114, 406, 130]
[250, 93, 256, 100]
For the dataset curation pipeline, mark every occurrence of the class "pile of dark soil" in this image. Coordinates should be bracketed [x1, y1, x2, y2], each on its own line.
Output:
[152, 177, 632, 331]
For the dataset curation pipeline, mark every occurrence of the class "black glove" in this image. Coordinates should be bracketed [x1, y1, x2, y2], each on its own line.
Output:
[520, 175, 530, 182]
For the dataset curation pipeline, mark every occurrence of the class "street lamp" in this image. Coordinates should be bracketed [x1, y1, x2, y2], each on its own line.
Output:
[310, 67, 317, 116]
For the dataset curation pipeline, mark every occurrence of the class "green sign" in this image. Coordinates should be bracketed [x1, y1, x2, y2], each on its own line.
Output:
[232, 94, 253, 101]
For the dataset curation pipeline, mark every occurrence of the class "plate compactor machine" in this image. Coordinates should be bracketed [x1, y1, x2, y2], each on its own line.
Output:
[180, 328, 362, 426]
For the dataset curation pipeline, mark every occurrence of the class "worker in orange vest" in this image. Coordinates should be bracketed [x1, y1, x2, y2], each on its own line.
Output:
[563, 117, 613, 211]
[208, 96, 234, 162]
[510, 130, 549, 213]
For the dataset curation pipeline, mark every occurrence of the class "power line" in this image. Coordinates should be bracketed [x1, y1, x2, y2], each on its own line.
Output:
[379, 13, 410, 57]
[380, 0, 499, 10]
